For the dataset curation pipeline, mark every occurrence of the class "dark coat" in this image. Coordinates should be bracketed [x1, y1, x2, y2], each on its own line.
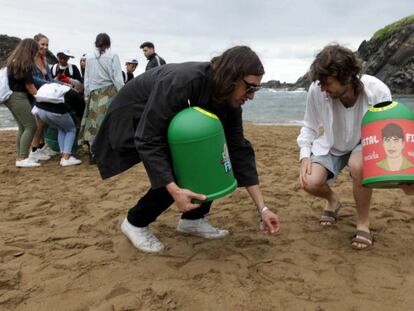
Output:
[145, 53, 166, 71]
[122, 71, 134, 83]
[92, 62, 259, 189]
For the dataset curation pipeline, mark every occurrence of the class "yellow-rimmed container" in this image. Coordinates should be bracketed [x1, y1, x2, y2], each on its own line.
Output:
[168, 107, 237, 202]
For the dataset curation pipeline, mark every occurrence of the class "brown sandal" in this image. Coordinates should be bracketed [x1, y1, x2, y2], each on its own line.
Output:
[319, 202, 342, 225]
[351, 230, 374, 250]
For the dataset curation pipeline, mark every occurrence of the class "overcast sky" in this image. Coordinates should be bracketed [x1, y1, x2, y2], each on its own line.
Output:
[0, 0, 412, 82]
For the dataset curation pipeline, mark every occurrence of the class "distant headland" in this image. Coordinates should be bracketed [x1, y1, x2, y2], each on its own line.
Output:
[262, 15, 414, 94]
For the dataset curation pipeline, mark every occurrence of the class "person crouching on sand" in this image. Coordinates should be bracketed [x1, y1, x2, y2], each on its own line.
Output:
[92, 46, 281, 253]
[297, 44, 392, 250]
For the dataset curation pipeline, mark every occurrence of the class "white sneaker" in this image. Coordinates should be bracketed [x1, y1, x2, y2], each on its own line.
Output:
[176, 218, 229, 239]
[29, 149, 51, 161]
[120, 218, 164, 253]
[60, 156, 82, 167]
[40, 145, 58, 157]
[16, 158, 41, 168]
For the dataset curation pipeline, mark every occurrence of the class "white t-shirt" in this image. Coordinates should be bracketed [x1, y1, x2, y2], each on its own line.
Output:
[297, 74, 392, 160]
[330, 95, 365, 155]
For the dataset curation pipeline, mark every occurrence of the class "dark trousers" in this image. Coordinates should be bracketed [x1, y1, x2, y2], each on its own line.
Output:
[127, 187, 212, 227]
[64, 89, 85, 121]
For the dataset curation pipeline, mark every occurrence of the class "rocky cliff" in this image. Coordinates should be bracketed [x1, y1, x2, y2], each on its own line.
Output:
[0, 34, 57, 67]
[260, 80, 295, 90]
[357, 15, 414, 94]
[267, 15, 414, 94]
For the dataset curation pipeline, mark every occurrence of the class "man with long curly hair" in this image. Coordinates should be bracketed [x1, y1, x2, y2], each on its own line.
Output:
[297, 44, 392, 250]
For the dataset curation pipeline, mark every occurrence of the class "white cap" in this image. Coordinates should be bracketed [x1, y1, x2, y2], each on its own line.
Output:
[56, 49, 75, 58]
[126, 58, 138, 65]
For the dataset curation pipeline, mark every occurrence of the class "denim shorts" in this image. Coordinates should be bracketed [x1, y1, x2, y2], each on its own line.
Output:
[311, 144, 362, 183]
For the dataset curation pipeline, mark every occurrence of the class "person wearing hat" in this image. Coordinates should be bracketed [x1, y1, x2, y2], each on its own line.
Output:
[122, 58, 138, 83]
[51, 49, 85, 122]
[52, 49, 83, 92]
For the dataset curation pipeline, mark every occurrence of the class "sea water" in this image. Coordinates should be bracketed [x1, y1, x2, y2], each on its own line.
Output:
[242, 88, 308, 125]
[243, 89, 414, 125]
[1, 89, 413, 129]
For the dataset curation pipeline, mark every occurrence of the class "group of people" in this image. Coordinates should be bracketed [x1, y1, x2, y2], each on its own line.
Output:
[4, 33, 165, 167]
[4, 34, 413, 253]
[122, 42, 166, 83]
[92, 43, 412, 253]
[5, 34, 84, 168]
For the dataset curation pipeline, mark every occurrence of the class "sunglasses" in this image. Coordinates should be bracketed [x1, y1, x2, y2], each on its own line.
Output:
[243, 79, 261, 94]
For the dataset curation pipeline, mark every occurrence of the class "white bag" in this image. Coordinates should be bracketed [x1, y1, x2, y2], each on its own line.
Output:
[34, 83, 70, 104]
[0, 67, 13, 103]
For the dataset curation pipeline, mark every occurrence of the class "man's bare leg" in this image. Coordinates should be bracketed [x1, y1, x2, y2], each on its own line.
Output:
[349, 151, 373, 249]
[302, 163, 341, 225]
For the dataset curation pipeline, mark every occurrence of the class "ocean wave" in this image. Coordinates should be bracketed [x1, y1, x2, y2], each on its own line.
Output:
[264, 88, 307, 93]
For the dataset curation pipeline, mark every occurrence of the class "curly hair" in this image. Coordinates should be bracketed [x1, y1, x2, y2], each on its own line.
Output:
[309, 44, 363, 94]
[6, 38, 39, 79]
[211, 46, 264, 104]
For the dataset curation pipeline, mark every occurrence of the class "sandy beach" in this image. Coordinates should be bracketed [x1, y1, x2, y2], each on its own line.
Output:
[1, 124, 414, 311]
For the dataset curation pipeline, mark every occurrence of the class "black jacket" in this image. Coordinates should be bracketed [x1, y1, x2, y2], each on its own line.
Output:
[122, 71, 134, 83]
[145, 53, 166, 71]
[92, 62, 258, 189]
[51, 64, 82, 82]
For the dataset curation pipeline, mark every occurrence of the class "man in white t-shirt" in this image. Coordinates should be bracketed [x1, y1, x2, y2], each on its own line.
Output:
[297, 44, 392, 250]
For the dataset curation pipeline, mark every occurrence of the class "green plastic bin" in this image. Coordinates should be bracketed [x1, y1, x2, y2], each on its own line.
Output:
[168, 107, 237, 202]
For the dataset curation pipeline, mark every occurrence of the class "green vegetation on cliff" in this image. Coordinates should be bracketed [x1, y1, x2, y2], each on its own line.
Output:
[373, 15, 414, 39]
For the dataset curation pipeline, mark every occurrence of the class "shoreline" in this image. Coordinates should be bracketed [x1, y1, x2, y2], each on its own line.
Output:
[0, 121, 303, 132]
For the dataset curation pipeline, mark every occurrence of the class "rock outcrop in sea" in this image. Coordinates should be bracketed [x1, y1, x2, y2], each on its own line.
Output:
[264, 15, 414, 94]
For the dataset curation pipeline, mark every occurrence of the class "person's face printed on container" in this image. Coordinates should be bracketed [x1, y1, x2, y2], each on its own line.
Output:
[383, 136, 404, 159]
